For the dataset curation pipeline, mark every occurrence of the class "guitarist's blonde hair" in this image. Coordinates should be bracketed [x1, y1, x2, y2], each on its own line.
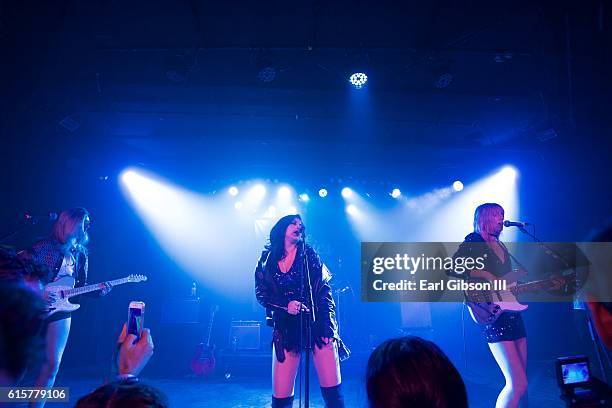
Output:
[474, 203, 504, 235]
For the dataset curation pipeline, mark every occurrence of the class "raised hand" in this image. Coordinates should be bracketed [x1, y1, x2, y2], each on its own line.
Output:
[116, 323, 154, 376]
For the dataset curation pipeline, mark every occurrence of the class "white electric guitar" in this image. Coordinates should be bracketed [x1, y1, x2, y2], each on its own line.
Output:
[44, 274, 147, 317]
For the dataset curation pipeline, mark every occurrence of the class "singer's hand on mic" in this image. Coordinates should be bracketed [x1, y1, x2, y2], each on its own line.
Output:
[320, 337, 332, 346]
[287, 300, 309, 315]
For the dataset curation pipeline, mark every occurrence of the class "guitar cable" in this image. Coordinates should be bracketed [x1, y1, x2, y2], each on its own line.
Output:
[462, 301, 468, 372]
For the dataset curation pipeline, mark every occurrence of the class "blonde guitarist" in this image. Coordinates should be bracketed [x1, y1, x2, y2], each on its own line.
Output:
[453, 203, 527, 408]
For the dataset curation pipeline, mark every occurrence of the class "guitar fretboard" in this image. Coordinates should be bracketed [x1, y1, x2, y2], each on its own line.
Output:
[64, 277, 133, 298]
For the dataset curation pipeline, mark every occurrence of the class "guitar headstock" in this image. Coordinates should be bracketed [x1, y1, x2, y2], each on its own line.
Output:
[128, 274, 148, 283]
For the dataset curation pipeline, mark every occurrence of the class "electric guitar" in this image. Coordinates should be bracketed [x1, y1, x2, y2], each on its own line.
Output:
[465, 273, 570, 325]
[44, 274, 147, 317]
[190, 305, 219, 377]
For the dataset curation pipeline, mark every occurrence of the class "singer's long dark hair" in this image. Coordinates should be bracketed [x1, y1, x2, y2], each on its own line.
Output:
[265, 214, 305, 263]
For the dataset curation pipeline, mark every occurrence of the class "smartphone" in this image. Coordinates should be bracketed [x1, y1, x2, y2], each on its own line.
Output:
[127, 301, 145, 340]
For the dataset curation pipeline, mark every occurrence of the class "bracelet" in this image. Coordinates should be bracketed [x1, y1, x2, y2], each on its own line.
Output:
[116, 374, 138, 382]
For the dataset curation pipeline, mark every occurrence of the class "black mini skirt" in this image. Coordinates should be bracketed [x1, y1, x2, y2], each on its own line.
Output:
[483, 312, 526, 343]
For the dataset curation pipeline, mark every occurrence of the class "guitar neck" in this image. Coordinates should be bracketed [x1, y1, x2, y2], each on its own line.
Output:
[205, 314, 216, 347]
[64, 277, 131, 298]
[513, 279, 553, 295]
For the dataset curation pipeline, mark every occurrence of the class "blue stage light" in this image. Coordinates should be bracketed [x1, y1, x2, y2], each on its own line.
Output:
[228, 186, 239, 196]
[391, 188, 401, 198]
[318, 188, 328, 198]
[257, 66, 276, 83]
[341, 187, 353, 199]
[499, 166, 518, 179]
[299, 193, 310, 202]
[349, 72, 368, 88]
[346, 204, 358, 216]
[120, 169, 138, 185]
[277, 186, 291, 199]
[247, 183, 266, 203]
[452, 181, 464, 192]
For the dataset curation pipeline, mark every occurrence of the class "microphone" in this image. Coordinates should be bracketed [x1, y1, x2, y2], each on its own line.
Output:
[335, 286, 350, 293]
[503, 220, 531, 228]
[295, 225, 305, 238]
[23, 212, 59, 223]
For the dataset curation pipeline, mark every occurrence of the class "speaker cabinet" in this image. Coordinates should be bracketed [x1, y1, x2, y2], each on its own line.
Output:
[229, 320, 261, 350]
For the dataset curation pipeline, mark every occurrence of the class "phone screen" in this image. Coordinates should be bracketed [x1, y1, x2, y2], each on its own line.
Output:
[127, 302, 145, 339]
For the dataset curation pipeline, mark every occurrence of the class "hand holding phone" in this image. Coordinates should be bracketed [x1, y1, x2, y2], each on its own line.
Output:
[116, 323, 154, 376]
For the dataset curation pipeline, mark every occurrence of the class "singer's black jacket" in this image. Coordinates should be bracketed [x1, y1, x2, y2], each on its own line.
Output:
[255, 244, 350, 362]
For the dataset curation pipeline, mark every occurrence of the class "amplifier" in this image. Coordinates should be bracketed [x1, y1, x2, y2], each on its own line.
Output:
[229, 320, 261, 350]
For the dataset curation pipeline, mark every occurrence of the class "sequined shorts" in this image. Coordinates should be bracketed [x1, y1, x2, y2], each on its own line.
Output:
[483, 312, 526, 343]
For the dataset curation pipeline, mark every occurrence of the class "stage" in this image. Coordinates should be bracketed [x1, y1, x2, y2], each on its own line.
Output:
[51, 360, 565, 407]
[2, 1, 611, 407]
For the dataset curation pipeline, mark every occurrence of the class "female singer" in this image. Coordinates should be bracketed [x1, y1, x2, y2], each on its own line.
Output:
[255, 214, 349, 408]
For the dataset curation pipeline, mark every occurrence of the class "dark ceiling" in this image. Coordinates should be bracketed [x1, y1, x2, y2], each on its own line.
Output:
[1, 0, 610, 170]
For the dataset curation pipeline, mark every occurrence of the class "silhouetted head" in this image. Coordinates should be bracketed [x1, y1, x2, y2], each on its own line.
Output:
[366, 336, 468, 408]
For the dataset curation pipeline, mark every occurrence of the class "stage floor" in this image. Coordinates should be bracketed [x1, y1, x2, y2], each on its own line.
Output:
[42, 365, 565, 407]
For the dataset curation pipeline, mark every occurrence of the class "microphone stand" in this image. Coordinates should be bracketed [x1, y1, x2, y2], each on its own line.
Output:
[299, 238, 316, 408]
[0, 225, 28, 244]
[0, 215, 47, 244]
[517, 226, 608, 382]
[516, 225, 570, 268]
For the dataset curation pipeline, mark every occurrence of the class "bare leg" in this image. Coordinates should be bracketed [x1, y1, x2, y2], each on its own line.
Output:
[272, 345, 301, 398]
[30, 317, 71, 408]
[312, 341, 341, 387]
[313, 341, 344, 407]
[515, 338, 528, 407]
[516, 337, 527, 370]
[488, 339, 528, 408]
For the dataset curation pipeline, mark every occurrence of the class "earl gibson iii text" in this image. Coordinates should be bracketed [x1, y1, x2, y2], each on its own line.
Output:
[361, 242, 505, 302]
